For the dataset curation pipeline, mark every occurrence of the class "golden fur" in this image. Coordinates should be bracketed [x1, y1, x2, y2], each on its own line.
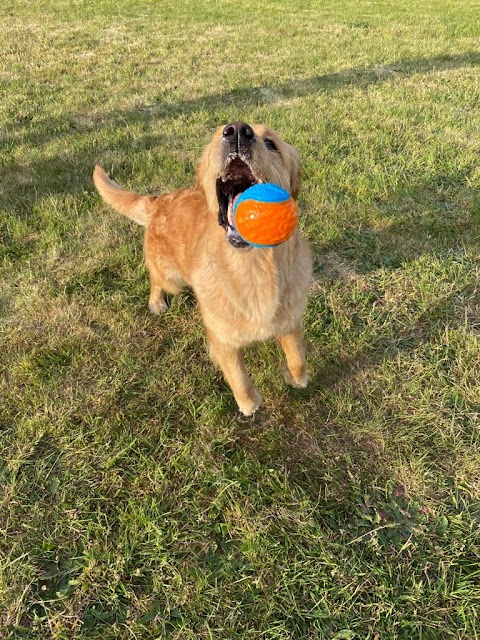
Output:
[93, 123, 312, 415]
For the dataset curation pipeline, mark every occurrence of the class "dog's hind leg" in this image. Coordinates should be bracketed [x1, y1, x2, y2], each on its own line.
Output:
[147, 266, 183, 314]
[207, 331, 262, 416]
[148, 280, 168, 314]
[278, 325, 308, 388]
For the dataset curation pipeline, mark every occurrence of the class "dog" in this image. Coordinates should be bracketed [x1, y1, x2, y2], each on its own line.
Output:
[93, 121, 312, 415]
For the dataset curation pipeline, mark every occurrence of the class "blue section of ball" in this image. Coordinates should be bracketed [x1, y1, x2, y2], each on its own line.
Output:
[233, 183, 290, 214]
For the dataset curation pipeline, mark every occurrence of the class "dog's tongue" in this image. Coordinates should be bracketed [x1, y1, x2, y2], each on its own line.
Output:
[227, 194, 242, 228]
[226, 194, 245, 245]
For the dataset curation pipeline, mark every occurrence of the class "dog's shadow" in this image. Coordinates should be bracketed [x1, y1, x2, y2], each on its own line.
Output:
[226, 270, 479, 517]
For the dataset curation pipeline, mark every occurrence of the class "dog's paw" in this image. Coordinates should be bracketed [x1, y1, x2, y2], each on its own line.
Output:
[148, 300, 168, 315]
[284, 369, 308, 389]
[237, 389, 263, 416]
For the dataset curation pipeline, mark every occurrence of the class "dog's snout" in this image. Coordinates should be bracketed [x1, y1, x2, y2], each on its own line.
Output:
[222, 121, 255, 151]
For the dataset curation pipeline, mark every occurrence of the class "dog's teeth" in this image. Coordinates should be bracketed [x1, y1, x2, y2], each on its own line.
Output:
[227, 196, 234, 226]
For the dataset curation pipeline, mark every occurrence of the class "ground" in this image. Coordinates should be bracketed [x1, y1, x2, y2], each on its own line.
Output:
[1, 0, 480, 638]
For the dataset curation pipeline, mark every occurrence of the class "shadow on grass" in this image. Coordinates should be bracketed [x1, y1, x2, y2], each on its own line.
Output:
[311, 166, 480, 274]
[2, 51, 479, 216]
[237, 276, 479, 510]
[3, 50, 479, 510]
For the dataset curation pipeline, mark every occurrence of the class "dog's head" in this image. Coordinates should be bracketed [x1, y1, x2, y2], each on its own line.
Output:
[196, 122, 301, 248]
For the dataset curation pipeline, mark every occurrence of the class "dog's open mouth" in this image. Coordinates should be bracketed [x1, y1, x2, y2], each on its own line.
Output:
[216, 157, 260, 248]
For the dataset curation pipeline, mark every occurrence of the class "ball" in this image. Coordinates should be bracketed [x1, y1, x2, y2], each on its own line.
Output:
[233, 183, 298, 248]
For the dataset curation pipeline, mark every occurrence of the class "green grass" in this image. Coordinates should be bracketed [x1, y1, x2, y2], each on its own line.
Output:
[1, 0, 480, 638]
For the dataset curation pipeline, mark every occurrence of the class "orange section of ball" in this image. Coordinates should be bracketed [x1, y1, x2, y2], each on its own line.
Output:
[234, 198, 299, 247]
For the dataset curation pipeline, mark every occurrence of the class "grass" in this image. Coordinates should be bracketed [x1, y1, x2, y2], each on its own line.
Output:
[1, 0, 480, 637]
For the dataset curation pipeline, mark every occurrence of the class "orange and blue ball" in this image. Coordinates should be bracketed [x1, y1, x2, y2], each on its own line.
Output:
[233, 183, 298, 248]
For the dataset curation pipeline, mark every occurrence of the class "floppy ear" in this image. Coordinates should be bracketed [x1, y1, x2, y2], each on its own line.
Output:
[195, 146, 208, 191]
[195, 141, 219, 214]
[287, 143, 301, 200]
[291, 164, 301, 200]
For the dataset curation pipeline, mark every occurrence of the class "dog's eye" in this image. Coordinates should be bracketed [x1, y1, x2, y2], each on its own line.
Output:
[264, 138, 278, 152]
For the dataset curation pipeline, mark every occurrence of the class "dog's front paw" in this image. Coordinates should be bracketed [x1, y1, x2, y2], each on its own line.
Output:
[237, 389, 263, 416]
[284, 369, 308, 389]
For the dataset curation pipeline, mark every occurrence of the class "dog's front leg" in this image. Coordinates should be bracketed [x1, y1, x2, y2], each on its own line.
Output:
[207, 331, 262, 416]
[278, 325, 308, 388]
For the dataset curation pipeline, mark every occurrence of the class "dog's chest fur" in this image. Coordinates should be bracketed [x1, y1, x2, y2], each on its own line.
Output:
[143, 189, 311, 348]
[193, 233, 311, 346]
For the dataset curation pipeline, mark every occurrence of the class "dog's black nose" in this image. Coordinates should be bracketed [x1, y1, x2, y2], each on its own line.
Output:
[222, 121, 255, 150]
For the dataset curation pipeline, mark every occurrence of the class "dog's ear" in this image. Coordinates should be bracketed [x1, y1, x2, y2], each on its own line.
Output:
[287, 143, 301, 200]
[195, 149, 208, 191]
[291, 163, 301, 200]
[195, 142, 219, 214]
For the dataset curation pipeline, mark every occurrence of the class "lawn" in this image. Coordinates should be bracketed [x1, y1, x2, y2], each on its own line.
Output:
[1, 0, 480, 638]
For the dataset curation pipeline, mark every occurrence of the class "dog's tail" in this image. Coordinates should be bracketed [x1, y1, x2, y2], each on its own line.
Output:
[93, 165, 151, 226]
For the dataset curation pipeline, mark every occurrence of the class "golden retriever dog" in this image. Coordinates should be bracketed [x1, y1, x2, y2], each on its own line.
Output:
[93, 122, 312, 415]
